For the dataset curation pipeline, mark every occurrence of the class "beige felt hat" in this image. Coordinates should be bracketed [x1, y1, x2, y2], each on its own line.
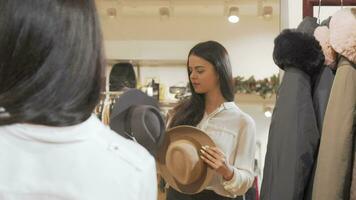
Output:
[156, 125, 216, 194]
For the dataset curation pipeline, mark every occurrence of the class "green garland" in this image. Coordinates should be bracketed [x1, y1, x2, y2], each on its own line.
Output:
[234, 74, 279, 99]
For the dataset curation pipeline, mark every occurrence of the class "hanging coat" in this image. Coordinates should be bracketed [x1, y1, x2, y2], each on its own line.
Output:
[312, 66, 335, 132]
[312, 57, 356, 200]
[350, 120, 356, 200]
[296, 16, 318, 35]
[260, 29, 324, 200]
[303, 66, 335, 200]
[312, 8, 356, 200]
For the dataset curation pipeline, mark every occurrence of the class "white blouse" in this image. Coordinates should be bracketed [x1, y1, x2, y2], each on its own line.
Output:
[196, 102, 256, 198]
[0, 115, 157, 200]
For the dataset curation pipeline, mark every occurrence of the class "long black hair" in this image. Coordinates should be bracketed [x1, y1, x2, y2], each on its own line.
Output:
[169, 41, 234, 128]
[0, 0, 105, 126]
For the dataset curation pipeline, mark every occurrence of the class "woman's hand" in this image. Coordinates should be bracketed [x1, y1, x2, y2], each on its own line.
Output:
[200, 145, 234, 181]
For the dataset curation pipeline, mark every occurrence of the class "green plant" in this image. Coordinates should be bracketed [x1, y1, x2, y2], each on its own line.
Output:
[234, 74, 279, 99]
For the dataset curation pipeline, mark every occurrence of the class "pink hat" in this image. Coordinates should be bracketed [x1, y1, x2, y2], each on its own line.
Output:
[329, 8, 356, 64]
[314, 26, 337, 68]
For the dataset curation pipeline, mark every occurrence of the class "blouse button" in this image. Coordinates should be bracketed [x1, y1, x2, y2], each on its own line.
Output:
[109, 143, 120, 151]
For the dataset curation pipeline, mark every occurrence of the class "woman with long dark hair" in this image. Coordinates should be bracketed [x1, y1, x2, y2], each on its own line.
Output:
[166, 41, 256, 200]
[0, 0, 156, 199]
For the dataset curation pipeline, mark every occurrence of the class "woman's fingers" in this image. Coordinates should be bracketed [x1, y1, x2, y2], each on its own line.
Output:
[200, 148, 217, 163]
[209, 146, 224, 157]
[200, 146, 232, 178]
[200, 154, 217, 169]
[200, 146, 227, 170]
[201, 146, 221, 160]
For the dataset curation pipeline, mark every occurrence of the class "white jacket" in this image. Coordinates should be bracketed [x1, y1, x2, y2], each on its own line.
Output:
[0, 115, 157, 200]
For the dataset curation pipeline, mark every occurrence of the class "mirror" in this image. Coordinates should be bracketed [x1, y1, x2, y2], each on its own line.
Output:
[95, 0, 281, 198]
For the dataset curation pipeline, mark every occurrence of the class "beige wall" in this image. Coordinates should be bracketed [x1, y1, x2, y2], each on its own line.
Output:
[102, 15, 280, 80]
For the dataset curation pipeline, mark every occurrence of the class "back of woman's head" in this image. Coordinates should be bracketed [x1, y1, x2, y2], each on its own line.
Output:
[0, 0, 104, 126]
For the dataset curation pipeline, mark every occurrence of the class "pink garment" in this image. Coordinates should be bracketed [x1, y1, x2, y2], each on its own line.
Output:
[314, 26, 337, 68]
[329, 8, 356, 64]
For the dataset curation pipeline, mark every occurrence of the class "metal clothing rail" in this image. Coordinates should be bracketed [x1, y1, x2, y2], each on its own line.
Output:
[303, 0, 356, 17]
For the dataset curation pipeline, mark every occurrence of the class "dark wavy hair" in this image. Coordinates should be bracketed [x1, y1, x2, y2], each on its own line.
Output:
[0, 0, 105, 126]
[169, 41, 234, 128]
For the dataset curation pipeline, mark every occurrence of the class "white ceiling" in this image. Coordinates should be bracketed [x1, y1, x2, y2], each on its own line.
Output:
[96, 0, 280, 18]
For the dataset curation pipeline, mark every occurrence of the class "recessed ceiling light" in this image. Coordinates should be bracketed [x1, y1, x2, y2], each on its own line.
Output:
[228, 7, 239, 23]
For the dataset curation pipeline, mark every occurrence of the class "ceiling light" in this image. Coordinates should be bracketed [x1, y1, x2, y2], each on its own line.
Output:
[107, 8, 117, 19]
[159, 7, 170, 21]
[228, 7, 240, 23]
[263, 106, 273, 118]
[262, 6, 273, 19]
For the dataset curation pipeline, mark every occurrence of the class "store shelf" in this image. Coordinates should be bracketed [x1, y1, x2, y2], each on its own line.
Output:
[235, 93, 276, 105]
[159, 100, 179, 108]
[106, 59, 186, 67]
[158, 93, 276, 110]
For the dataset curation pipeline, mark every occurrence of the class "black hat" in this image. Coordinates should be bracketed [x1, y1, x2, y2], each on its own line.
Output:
[110, 89, 165, 157]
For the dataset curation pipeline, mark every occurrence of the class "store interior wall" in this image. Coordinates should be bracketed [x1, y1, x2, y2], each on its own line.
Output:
[103, 16, 280, 80]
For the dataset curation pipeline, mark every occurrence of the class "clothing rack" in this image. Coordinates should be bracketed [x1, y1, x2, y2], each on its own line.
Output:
[101, 91, 124, 95]
[94, 91, 124, 124]
[303, 0, 356, 17]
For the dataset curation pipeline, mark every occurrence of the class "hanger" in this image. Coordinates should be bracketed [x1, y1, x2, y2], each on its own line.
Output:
[340, 0, 344, 9]
[317, 0, 322, 24]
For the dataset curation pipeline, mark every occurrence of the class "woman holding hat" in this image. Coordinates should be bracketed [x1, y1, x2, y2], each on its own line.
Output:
[164, 41, 256, 200]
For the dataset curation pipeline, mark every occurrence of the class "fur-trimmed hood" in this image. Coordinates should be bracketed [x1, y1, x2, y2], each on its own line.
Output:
[273, 29, 325, 76]
[329, 8, 356, 64]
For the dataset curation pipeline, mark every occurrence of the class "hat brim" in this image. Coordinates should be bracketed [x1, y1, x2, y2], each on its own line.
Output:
[156, 125, 216, 194]
[129, 105, 166, 157]
[110, 89, 159, 121]
[110, 114, 127, 138]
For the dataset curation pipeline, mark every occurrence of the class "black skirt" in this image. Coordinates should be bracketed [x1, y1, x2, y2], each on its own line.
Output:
[166, 187, 244, 200]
